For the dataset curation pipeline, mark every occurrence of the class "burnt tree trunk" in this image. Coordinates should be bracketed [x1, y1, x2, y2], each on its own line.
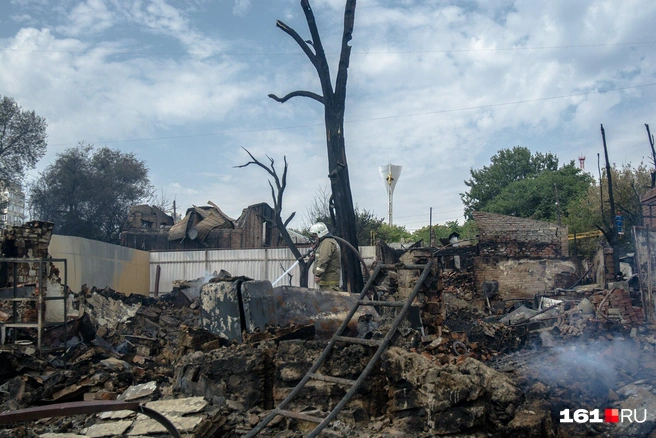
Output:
[270, 0, 363, 293]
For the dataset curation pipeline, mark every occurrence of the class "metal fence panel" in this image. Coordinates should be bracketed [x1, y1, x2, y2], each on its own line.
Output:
[150, 246, 375, 294]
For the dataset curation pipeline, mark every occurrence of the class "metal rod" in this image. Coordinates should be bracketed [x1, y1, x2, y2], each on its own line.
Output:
[429, 207, 433, 248]
[0, 401, 182, 438]
[63, 259, 68, 370]
[154, 264, 161, 297]
[37, 260, 43, 354]
[645, 224, 654, 322]
[12, 261, 17, 344]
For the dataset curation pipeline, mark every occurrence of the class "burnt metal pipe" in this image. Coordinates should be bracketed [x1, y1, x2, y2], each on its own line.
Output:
[0, 400, 181, 437]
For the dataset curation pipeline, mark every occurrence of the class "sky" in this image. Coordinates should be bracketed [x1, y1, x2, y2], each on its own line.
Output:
[0, 0, 654, 234]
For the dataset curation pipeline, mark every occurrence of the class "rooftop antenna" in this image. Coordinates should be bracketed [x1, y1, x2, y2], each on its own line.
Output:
[379, 164, 402, 226]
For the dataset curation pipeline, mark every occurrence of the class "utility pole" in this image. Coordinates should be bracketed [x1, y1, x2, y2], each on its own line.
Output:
[429, 207, 433, 247]
[554, 183, 562, 226]
[601, 124, 620, 278]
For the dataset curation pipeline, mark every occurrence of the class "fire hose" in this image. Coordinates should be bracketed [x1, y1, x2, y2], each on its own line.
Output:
[272, 236, 371, 287]
[272, 246, 316, 286]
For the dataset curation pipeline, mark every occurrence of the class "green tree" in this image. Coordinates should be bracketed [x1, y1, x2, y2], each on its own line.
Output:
[483, 162, 593, 221]
[566, 162, 651, 235]
[411, 220, 478, 246]
[29, 144, 153, 244]
[375, 223, 412, 243]
[461, 146, 558, 218]
[0, 95, 47, 185]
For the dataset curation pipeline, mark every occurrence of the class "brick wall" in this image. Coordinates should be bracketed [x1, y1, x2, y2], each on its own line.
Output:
[590, 289, 644, 324]
[473, 256, 579, 300]
[473, 211, 568, 258]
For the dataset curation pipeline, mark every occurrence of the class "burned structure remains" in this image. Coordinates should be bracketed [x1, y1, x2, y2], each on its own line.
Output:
[0, 211, 655, 437]
[121, 202, 305, 251]
[473, 212, 581, 300]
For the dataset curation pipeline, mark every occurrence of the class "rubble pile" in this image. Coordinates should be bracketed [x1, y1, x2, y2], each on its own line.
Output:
[590, 288, 645, 324]
[1, 262, 656, 436]
[493, 330, 656, 437]
[442, 269, 476, 300]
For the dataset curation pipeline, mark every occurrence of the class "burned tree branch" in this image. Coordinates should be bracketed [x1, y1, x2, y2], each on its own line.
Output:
[275, 20, 317, 67]
[237, 148, 311, 286]
[335, 0, 356, 104]
[297, 1, 335, 99]
[284, 212, 296, 228]
[268, 91, 324, 105]
[235, 148, 281, 185]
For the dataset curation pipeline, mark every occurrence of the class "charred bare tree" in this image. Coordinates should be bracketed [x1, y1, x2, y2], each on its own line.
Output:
[269, 0, 363, 293]
[236, 148, 312, 287]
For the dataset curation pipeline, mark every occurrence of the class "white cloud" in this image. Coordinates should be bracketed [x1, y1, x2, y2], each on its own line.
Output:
[232, 0, 251, 17]
[1, 0, 654, 232]
[56, 0, 116, 36]
[167, 182, 198, 195]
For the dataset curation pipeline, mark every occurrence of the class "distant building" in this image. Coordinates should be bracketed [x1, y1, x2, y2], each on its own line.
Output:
[120, 201, 310, 251]
[0, 182, 26, 229]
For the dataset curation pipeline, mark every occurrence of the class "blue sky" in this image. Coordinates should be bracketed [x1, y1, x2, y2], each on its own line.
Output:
[1, 0, 654, 233]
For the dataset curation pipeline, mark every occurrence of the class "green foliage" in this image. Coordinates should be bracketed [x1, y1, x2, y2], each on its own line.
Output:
[0, 95, 47, 185]
[565, 162, 651, 235]
[374, 223, 412, 243]
[461, 146, 558, 218]
[29, 143, 153, 244]
[410, 219, 478, 246]
[483, 161, 594, 221]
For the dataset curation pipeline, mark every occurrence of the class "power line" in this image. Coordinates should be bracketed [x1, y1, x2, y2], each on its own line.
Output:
[394, 208, 463, 219]
[49, 82, 656, 147]
[345, 83, 656, 123]
[2, 41, 654, 57]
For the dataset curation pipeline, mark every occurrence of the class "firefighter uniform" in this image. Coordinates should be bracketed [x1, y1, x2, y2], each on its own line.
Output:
[312, 236, 341, 291]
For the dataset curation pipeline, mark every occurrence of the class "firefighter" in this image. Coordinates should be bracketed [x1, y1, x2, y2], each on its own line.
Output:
[309, 222, 341, 291]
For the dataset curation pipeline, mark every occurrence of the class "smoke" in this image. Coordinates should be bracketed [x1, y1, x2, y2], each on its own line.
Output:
[523, 337, 642, 400]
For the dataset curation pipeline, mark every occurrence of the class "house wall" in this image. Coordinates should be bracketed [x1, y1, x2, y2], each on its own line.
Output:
[45, 233, 376, 296]
[49, 235, 150, 295]
[473, 256, 580, 300]
[238, 204, 273, 248]
[473, 212, 578, 299]
[473, 211, 569, 258]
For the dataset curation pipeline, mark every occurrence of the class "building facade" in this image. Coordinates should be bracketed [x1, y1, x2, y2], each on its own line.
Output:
[0, 182, 26, 228]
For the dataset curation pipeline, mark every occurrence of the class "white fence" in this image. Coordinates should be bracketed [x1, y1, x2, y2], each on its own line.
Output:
[150, 246, 376, 294]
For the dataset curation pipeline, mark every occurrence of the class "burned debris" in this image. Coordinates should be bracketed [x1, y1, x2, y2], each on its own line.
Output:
[120, 202, 308, 251]
[1, 212, 656, 437]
